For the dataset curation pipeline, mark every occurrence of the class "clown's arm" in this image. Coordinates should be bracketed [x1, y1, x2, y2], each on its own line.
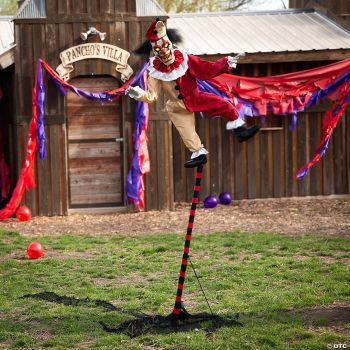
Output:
[188, 52, 245, 81]
[125, 75, 161, 103]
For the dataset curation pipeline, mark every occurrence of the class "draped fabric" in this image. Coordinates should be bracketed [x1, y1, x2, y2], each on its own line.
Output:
[126, 71, 150, 210]
[199, 58, 350, 178]
[0, 59, 149, 219]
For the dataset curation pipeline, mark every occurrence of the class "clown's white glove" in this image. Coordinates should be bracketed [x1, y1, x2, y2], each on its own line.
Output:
[227, 52, 246, 69]
[125, 86, 145, 99]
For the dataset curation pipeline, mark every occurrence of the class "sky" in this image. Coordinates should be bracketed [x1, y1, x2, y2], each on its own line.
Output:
[240, 0, 289, 11]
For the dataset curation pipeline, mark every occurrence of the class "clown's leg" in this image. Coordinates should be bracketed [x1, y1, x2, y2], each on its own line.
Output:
[198, 93, 260, 142]
[166, 103, 208, 168]
[226, 118, 260, 143]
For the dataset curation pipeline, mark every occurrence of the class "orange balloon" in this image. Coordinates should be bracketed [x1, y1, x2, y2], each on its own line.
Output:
[26, 242, 44, 259]
[16, 205, 31, 222]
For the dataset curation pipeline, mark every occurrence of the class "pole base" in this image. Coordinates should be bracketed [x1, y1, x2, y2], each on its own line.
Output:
[167, 303, 191, 322]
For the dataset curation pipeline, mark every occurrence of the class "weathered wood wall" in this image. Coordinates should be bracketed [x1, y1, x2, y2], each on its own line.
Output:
[13, 0, 171, 215]
[171, 61, 350, 204]
[11, 2, 350, 215]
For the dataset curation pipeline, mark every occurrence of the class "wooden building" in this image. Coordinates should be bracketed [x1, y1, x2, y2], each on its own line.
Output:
[5, 0, 350, 216]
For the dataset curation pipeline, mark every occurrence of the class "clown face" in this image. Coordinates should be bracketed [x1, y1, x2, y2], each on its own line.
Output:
[151, 36, 175, 65]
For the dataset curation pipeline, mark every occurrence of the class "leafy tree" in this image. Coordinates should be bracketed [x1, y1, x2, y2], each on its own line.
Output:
[157, 0, 253, 13]
[0, 0, 18, 15]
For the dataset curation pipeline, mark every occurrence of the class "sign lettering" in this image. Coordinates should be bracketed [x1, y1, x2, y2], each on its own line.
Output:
[56, 43, 133, 82]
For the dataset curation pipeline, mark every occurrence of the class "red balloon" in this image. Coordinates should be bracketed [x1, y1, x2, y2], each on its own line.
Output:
[26, 242, 44, 259]
[16, 205, 32, 222]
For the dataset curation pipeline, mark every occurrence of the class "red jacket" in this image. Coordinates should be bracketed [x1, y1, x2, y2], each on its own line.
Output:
[176, 54, 231, 113]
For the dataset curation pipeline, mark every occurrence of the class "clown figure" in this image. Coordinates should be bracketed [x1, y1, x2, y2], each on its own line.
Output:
[126, 19, 260, 168]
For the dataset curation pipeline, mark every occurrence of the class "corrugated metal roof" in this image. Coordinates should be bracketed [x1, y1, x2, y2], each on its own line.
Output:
[136, 0, 167, 17]
[168, 9, 350, 55]
[16, 0, 46, 18]
[0, 17, 15, 68]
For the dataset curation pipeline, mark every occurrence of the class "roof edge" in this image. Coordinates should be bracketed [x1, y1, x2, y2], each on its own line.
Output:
[169, 8, 316, 17]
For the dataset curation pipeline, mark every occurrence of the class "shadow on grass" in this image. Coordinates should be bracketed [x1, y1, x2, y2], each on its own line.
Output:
[22, 292, 242, 337]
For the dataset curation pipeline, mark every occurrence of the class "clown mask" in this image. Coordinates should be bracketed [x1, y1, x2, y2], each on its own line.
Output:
[151, 36, 175, 65]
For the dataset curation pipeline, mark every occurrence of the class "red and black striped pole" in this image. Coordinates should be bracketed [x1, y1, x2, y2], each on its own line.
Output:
[172, 165, 204, 318]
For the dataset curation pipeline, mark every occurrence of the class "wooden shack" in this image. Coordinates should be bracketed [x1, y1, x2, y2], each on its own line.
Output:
[7, 0, 350, 216]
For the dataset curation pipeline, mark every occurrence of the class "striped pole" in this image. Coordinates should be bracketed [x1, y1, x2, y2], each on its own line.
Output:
[172, 165, 204, 317]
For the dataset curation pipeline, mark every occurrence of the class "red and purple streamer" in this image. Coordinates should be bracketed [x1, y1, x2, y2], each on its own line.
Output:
[199, 58, 350, 179]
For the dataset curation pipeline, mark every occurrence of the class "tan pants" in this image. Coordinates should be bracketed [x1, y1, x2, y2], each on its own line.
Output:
[166, 100, 203, 152]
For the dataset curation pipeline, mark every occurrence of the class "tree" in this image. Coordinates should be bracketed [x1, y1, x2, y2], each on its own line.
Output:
[157, 0, 253, 13]
[0, 0, 17, 15]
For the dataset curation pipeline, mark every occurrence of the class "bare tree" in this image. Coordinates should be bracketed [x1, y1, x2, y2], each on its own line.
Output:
[157, 0, 253, 13]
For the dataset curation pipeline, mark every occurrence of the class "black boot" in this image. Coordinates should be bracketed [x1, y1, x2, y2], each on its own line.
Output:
[184, 154, 207, 168]
[234, 125, 260, 143]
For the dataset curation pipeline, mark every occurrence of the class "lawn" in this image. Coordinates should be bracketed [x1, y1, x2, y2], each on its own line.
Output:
[0, 229, 349, 349]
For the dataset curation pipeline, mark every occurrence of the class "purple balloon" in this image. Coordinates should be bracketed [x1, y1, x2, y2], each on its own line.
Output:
[219, 192, 232, 205]
[203, 195, 218, 209]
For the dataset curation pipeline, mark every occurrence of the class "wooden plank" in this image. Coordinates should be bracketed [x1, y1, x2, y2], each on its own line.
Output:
[234, 139, 244, 200]
[49, 125, 62, 215]
[209, 118, 221, 196]
[172, 124, 185, 202]
[156, 121, 167, 209]
[46, 0, 58, 17]
[297, 113, 310, 196]
[70, 193, 122, 205]
[37, 125, 51, 215]
[70, 173, 121, 186]
[197, 117, 210, 201]
[309, 112, 322, 195]
[20, 24, 34, 119]
[333, 114, 346, 194]
[68, 125, 120, 140]
[68, 142, 120, 158]
[68, 157, 121, 173]
[60, 125, 68, 214]
[259, 130, 269, 198]
[165, 121, 174, 210]
[272, 130, 283, 197]
[145, 121, 158, 209]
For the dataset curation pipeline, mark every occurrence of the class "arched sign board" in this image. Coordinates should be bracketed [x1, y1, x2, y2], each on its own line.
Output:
[56, 43, 133, 81]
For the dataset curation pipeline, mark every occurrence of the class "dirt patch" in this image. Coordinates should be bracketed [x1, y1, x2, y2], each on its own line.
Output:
[292, 301, 350, 336]
[1, 197, 349, 238]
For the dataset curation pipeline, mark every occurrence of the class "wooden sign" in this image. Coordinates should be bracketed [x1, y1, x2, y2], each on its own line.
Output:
[56, 43, 133, 81]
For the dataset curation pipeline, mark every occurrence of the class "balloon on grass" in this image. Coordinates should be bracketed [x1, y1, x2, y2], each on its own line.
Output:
[26, 242, 44, 259]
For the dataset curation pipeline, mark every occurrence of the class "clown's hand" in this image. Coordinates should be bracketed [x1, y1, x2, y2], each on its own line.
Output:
[155, 20, 166, 37]
[227, 53, 246, 69]
[125, 86, 145, 99]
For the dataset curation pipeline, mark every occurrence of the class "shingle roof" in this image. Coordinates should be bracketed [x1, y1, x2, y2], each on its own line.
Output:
[0, 17, 15, 69]
[167, 8, 350, 55]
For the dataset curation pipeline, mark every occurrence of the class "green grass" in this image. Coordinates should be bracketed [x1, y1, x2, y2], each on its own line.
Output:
[0, 229, 349, 349]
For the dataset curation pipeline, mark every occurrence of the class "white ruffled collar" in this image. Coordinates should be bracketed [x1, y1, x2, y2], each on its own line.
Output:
[148, 49, 188, 81]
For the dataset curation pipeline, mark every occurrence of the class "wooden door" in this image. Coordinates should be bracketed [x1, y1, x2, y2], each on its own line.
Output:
[66, 76, 123, 208]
